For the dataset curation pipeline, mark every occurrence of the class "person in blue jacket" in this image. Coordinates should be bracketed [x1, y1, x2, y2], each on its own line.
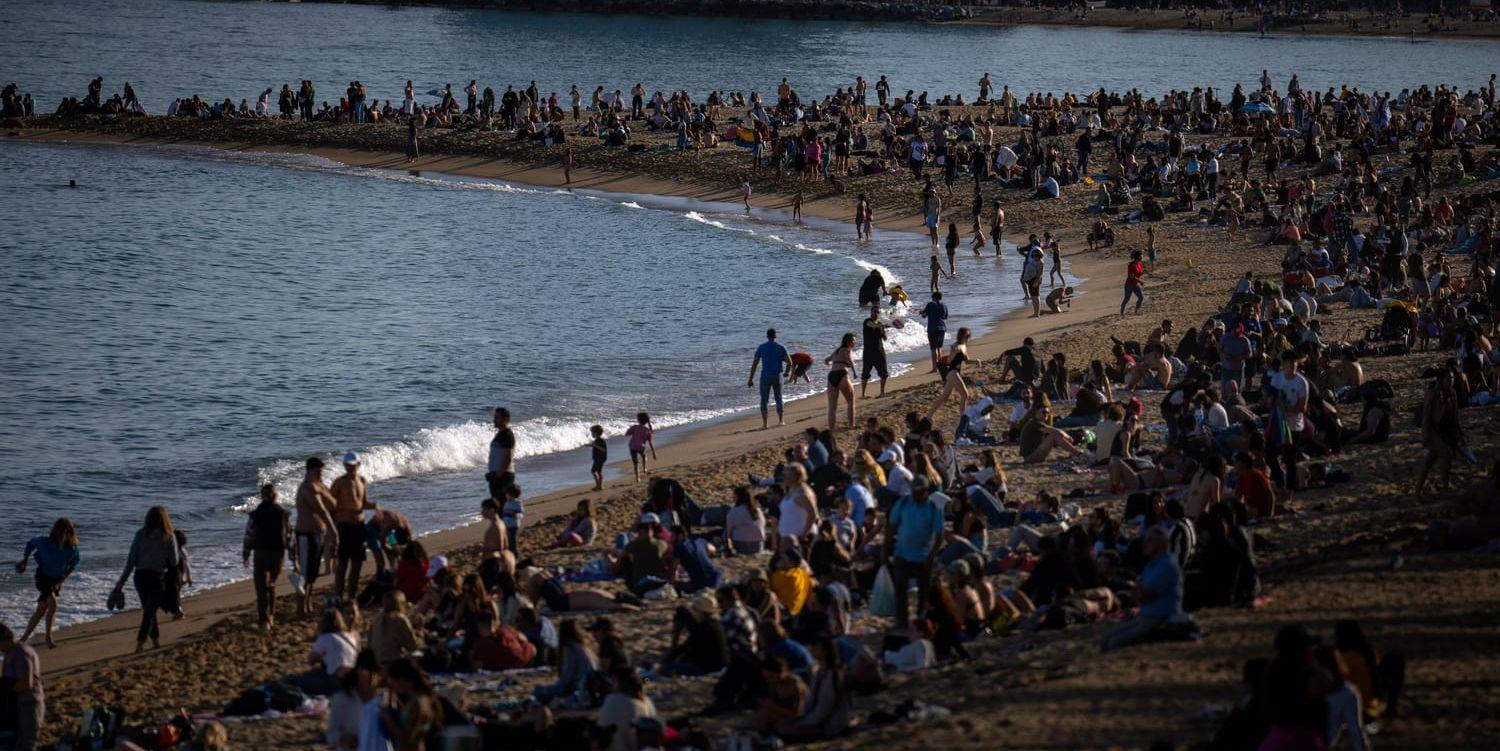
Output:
[15, 518, 81, 647]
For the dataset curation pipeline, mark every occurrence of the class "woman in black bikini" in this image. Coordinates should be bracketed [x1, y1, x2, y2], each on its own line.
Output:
[825, 333, 857, 429]
[927, 327, 972, 420]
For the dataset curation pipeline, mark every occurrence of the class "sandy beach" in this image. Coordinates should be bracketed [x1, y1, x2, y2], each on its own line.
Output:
[7, 69, 1500, 751]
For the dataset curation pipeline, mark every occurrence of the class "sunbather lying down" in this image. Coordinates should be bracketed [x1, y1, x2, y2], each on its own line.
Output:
[519, 565, 642, 614]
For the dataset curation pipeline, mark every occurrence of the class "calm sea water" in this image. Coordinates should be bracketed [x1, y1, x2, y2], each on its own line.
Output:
[0, 138, 1023, 626]
[1, 0, 1494, 627]
[2, 0, 1496, 114]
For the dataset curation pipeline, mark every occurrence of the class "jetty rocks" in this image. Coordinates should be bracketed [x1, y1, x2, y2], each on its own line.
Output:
[270, 0, 975, 22]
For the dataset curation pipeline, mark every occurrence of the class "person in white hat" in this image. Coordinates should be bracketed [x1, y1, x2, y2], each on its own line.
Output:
[330, 451, 377, 604]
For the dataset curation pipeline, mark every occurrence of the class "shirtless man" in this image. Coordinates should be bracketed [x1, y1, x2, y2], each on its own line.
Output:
[294, 457, 338, 615]
[330, 452, 376, 604]
[1124, 344, 1174, 391]
[366, 507, 413, 572]
[478, 498, 511, 590]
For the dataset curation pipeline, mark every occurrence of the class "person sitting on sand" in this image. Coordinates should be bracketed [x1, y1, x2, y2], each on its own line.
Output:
[535, 620, 601, 704]
[552, 499, 598, 549]
[881, 617, 936, 672]
[660, 594, 730, 677]
[469, 613, 537, 672]
[1123, 343, 1174, 391]
[1100, 526, 1187, 651]
[1017, 401, 1084, 464]
[288, 609, 360, 696]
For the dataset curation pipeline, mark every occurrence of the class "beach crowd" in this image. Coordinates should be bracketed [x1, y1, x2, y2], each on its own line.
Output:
[4, 61, 1500, 751]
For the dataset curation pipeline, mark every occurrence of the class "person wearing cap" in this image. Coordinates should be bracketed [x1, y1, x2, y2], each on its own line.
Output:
[615, 514, 669, 596]
[1100, 525, 1184, 651]
[294, 456, 338, 616]
[659, 594, 729, 677]
[330, 451, 377, 605]
[243, 483, 295, 631]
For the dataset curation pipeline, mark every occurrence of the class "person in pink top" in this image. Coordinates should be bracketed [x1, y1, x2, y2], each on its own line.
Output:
[625, 412, 658, 483]
[804, 138, 822, 180]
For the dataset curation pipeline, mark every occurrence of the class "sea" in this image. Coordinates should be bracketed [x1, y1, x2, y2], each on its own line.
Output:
[1, 0, 1496, 627]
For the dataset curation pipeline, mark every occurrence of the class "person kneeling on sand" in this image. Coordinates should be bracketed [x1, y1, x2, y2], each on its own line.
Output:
[1045, 285, 1074, 314]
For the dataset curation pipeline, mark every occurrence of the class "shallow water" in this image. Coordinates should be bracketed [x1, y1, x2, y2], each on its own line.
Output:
[0, 138, 1032, 626]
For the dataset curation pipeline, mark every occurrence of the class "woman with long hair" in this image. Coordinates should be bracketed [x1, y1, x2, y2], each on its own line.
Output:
[777, 637, 853, 740]
[382, 658, 442, 751]
[16, 517, 80, 647]
[825, 333, 858, 430]
[927, 327, 972, 421]
[113, 506, 179, 652]
[536, 619, 600, 703]
[724, 486, 768, 555]
[777, 464, 820, 549]
[290, 608, 361, 696]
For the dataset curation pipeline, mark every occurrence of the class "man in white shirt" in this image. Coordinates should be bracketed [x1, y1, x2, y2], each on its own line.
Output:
[1268, 352, 1310, 491]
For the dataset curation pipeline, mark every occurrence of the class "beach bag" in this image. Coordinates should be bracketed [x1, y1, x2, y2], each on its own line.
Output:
[869, 566, 897, 618]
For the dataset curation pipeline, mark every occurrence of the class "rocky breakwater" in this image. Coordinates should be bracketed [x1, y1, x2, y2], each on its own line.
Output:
[264, 0, 974, 22]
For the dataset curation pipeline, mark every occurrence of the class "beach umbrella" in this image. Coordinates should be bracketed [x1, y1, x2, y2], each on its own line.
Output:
[1240, 101, 1275, 115]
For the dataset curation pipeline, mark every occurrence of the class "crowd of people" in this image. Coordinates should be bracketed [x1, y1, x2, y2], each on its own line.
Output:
[5, 62, 1500, 751]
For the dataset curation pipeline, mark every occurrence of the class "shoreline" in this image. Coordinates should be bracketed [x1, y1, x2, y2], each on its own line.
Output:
[11, 130, 1121, 678]
[955, 6, 1500, 41]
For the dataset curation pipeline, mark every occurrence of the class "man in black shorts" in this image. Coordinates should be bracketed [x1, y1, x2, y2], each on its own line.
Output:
[293, 457, 337, 615]
[920, 291, 948, 374]
[487, 407, 517, 500]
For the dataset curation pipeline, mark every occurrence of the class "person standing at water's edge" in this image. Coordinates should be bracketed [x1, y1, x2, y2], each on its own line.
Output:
[825, 332, 858, 430]
[294, 457, 338, 616]
[0, 623, 43, 751]
[487, 407, 517, 501]
[921, 291, 948, 374]
[15, 518, 79, 648]
[405, 109, 422, 164]
[861, 305, 889, 398]
[243, 483, 294, 631]
[331, 451, 376, 606]
[112, 506, 180, 653]
[749, 328, 791, 429]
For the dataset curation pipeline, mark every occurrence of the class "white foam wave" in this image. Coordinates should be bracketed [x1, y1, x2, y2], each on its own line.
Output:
[238, 407, 736, 512]
[793, 243, 834, 256]
[621, 201, 645, 209]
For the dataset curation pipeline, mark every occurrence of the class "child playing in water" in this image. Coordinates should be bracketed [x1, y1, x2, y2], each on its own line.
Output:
[625, 412, 657, 483]
[589, 424, 606, 491]
[741, 181, 752, 210]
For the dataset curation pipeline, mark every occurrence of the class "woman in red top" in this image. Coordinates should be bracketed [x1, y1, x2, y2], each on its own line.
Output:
[1233, 452, 1276, 519]
[1120, 250, 1146, 316]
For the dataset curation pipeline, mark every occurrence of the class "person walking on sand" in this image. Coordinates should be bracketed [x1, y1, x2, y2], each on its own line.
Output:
[742, 181, 752, 211]
[243, 483, 294, 631]
[792, 189, 803, 222]
[331, 451, 376, 605]
[825, 333, 858, 429]
[625, 412, 658, 483]
[294, 457, 338, 615]
[1120, 250, 1146, 316]
[1046, 232, 1064, 288]
[749, 329, 792, 429]
[14, 518, 79, 648]
[563, 147, 574, 185]
[112, 506, 180, 653]
[0, 623, 44, 751]
[855, 193, 874, 240]
[927, 327, 972, 420]
[921, 291, 948, 374]
[861, 306, 889, 398]
[487, 407, 517, 501]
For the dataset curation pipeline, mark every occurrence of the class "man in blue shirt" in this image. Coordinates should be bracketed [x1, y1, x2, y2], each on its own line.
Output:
[1101, 526, 1186, 651]
[748, 328, 791, 429]
[920, 292, 948, 374]
[884, 476, 945, 630]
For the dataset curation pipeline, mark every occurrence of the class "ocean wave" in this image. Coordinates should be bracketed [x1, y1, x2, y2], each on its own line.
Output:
[237, 406, 736, 512]
[621, 201, 645, 209]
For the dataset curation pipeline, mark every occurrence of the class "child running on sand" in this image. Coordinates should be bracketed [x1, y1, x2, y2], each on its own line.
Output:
[589, 424, 606, 491]
[625, 412, 657, 483]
